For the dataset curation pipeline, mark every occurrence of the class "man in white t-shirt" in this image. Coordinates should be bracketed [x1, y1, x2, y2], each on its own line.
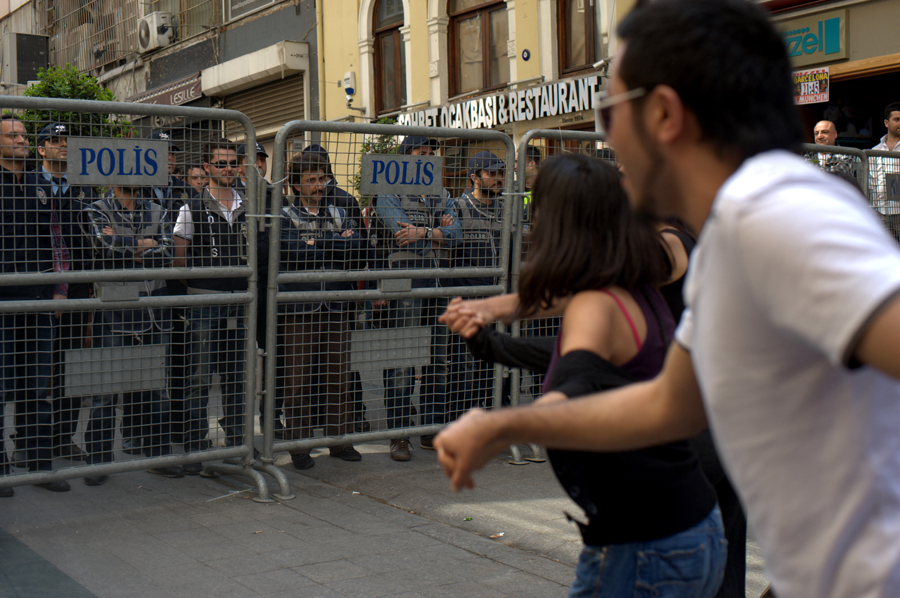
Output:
[173, 142, 249, 475]
[435, 2, 900, 597]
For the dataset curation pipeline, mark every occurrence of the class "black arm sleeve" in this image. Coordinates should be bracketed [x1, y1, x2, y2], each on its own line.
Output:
[465, 327, 555, 374]
[547, 350, 633, 399]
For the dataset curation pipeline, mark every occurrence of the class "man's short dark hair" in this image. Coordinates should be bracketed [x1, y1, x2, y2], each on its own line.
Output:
[617, 0, 802, 161]
[204, 139, 236, 164]
[884, 103, 900, 121]
[524, 145, 543, 165]
[289, 151, 329, 187]
[0, 114, 21, 123]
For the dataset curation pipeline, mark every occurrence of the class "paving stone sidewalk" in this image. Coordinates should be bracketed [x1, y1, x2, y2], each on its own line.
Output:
[0, 440, 767, 597]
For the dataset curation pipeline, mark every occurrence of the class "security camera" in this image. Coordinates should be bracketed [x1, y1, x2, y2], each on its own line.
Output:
[346, 94, 353, 102]
[593, 58, 608, 69]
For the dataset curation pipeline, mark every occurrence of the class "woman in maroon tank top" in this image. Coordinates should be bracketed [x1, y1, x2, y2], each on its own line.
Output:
[445, 155, 727, 598]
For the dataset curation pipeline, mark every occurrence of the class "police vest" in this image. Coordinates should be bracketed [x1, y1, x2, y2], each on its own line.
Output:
[451, 194, 503, 287]
[381, 192, 450, 268]
[90, 194, 171, 332]
[185, 190, 248, 294]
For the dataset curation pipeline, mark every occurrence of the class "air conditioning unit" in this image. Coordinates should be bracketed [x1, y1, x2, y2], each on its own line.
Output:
[2, 33, 48, 85]
[138, 12, 174, 54]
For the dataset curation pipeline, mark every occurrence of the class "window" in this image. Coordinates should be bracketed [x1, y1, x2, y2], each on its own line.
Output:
[559, 0, 610, 74]
[449, 0, 509, 97]
[374, 0, 407, 114]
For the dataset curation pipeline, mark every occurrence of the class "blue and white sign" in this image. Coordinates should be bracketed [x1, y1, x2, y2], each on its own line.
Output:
[360, 154, 444, 196]
[67, 138, 169, 186]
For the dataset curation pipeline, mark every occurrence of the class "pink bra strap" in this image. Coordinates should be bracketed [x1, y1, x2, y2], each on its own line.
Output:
[599, 289, 642, 351]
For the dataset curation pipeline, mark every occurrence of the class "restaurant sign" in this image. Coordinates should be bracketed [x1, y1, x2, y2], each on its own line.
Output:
[398, 75, 601, 130]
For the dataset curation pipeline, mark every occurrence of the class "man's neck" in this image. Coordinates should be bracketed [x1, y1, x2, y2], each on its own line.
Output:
[114, 194, 137, 211]
[886, 133, 900, 149]
[668, 146, 741, 236]
[471, 187, 493, 205]
[43, 161, 66, 179]
[208, 183, 234, 203]
[299, 197, 320, 213]
[0, 158, 23, 179]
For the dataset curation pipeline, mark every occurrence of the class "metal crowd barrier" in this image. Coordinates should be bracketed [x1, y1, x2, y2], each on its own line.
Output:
[260, 120, 516, 467]
[0, 96, 292, 501]
[861, 148, 900, 242]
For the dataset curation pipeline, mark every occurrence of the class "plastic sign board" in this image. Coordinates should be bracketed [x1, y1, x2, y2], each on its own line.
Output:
[794, 67, 829, 104]
[775, 9, 848, 68]
[67, 138, 169, 186]
[360, 154, 444, 197]
[398, 75, 600, 129]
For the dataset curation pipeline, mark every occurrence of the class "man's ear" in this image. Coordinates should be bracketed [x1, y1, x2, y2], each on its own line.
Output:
[645, 85, 692, 146]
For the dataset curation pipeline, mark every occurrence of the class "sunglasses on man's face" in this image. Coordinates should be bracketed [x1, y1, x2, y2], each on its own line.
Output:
[596, 87, 647, 137]
[209, 160, 238, 169]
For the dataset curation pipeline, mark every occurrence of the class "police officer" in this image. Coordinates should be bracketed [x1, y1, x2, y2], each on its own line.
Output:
[144, 131, 196, 447]
[236, 141, 283, 439]
[174, 140, 250, 474]
[447, 150, 506, 418]
[375, 135, 461, 461]
[28, 122, 96, 466]
[0, 115, 67, 492]
[279, 151, 364, 469]
[143, 131, 196, 211]
[83, 185, 182, 484]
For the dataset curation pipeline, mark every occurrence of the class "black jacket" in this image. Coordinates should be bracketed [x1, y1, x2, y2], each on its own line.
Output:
[26, 169, 97, 299]
[0, 166, 54, 301]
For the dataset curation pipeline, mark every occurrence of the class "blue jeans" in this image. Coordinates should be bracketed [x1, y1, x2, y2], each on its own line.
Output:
[383, 297, 448, 430]
[184, 304, 245, 452]
[568, 506, 727, 598]
[0, 312, 54, 471]
[86, 322, 171, 464]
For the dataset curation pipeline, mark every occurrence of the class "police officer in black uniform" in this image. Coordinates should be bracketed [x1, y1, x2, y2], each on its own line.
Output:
[83, 185, 182, 484]
[0, 115, 67, 493]
[374, 136, 461, 461]
[28, 122, 97, 468]
[144, 131, 196, 447]
[236, 142, 284, 439]
[448, 151, 506, 418]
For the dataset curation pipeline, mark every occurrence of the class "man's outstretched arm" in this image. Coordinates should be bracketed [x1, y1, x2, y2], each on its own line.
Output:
[434, 342, 707, 491]
[851, 292, 900, 379]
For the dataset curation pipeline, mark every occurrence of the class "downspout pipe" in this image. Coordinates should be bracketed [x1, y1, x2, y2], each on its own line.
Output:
[316, 0, 326, 121]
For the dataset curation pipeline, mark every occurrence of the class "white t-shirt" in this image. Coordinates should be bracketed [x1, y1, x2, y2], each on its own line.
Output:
[174, 189, 242, 239]
[677, 150, 900, 598]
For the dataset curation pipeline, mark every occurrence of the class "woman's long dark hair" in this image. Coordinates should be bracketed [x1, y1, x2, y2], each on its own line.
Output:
[517, 154, 669, 317]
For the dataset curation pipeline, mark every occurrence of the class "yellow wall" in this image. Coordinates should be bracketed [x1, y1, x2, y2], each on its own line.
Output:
[515, 0, 540, 82]
[407, 1, 430, 108]
[321, 0, 362, 122]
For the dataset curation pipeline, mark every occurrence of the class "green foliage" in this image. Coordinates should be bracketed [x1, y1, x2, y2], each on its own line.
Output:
[19, 64, 134, 148]
[352, 116, 399, 208]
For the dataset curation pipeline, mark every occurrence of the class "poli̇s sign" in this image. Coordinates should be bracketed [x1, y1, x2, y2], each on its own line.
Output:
[360, 154, 444, 196]
[66, 138, 169, 186]
[776, 9, 847, 68]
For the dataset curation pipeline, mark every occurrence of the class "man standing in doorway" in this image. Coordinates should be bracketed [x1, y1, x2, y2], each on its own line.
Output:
[869, 103, 900, 238]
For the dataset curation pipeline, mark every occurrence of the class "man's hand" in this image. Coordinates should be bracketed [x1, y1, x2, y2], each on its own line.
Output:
[102, 226, 114, 237]
[341, 230, 355, 238]
[435, 408, 510, 491]
[440, 214, 455, 228]
[53, 292, 66, 320]
[395, 221, 424, 246]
